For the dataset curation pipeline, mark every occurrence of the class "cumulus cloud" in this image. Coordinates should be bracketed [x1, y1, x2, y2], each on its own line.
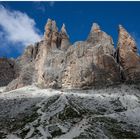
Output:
[0, 5, 42, 46]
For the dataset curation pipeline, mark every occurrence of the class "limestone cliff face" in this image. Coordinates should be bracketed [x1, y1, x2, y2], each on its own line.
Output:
[4, 19, 140, 91]
[6, 19, 71, 90]
[116, 25, 140, 82]
[35, 19, 70, 88]
[62, 23, 121, 89]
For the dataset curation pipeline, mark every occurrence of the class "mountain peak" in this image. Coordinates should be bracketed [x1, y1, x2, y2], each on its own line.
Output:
[91, 23, 101, 33]
[52, 20, 58, 32]
[118, 24, 123, 29]
[61, 24, 66, 33]
[60, 23, 69, 38]
[118, 24, 137, 51]
[117, 24, 140, 81]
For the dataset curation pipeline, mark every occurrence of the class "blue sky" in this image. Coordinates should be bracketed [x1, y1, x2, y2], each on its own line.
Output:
[0, 1, 140, 58]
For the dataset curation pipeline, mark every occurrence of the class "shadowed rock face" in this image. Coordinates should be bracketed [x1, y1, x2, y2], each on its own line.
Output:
[4, 19, 140, 91]
[0, 58, 18, 86]
[116, 25, 140, 82]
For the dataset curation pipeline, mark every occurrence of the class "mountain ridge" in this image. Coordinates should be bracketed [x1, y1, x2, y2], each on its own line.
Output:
[0, 19, 140, 138]
[0, 18, 140, 91]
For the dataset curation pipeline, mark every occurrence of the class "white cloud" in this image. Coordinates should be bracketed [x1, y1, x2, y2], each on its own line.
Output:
[0, 5, 42, 46]
[33, 2, 55, 12]
[49, 1, 55, 7]
[33, 2, 46, 13]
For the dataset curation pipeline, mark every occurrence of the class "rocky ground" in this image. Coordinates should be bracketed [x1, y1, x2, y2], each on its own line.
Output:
[0, 84, 140, 139]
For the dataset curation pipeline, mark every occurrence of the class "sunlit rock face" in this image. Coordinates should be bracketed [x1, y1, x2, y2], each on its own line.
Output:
[6, 19, 71, 91]
[35, 19, 70, 89]
[116, 25, 140, 82]
[44, 19, 70, 50]
[60, 24, 71, 51]
[62, 23, 121, 89]
[4, 19, 140, 91]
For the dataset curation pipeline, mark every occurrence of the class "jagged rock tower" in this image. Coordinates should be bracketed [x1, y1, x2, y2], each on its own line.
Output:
[116, 25, 140, 82]
[62, 23, 121, 88]
[4, 19, 140, 91]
